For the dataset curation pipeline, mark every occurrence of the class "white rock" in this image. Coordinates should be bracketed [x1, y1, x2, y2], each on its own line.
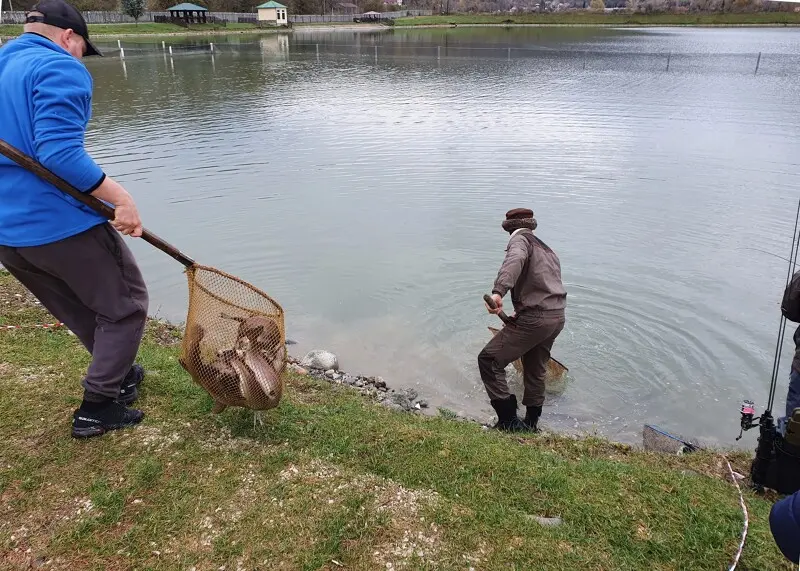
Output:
[527, 515, 562, 527]
[301, 350, 339, 371]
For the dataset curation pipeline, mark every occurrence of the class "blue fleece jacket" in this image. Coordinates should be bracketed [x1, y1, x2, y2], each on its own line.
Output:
[0, 32, 107, 247]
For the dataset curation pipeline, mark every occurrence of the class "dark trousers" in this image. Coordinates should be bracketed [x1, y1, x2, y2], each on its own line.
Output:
[0, 223, 149, 401]
[478, 311, 565, 407]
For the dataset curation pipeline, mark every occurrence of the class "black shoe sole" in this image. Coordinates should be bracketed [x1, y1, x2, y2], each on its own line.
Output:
[71, 414, 145, 439]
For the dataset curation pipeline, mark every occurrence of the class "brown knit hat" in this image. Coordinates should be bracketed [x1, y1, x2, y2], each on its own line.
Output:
[502, 208, 537, 233]
[505, 208, 534, 221]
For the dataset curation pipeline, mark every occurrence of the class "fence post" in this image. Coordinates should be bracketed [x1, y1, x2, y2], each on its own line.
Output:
[754, 51, 761, 75]
[118, 39, 125, 60]
[169, 45, 173, 56]
[210, 42, 214, 52]
[162, 40, 166, 50]
[508, 47, 511, 60]
[437, 45, 440, 60]
[375, 45, 378, 63]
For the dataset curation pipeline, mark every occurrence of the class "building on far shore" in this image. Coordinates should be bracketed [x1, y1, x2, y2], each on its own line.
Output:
[166, 2, 209, 24]
[256, 0, 289, 25]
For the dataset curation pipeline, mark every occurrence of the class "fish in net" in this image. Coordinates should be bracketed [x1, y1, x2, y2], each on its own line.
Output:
[178, 265, 287, 414]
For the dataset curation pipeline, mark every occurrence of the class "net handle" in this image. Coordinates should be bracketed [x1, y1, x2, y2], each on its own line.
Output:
[0, 139, 195, 268]
[483, 293, 515, 326]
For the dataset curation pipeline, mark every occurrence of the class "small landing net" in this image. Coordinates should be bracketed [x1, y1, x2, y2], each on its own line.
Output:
[178, 265, 287, 413]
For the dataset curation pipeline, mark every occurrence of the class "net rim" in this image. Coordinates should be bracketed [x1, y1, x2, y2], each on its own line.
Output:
[186, 264, 284, 318]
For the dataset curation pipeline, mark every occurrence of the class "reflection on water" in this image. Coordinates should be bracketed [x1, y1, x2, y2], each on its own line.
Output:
[69, 26, 800, 447]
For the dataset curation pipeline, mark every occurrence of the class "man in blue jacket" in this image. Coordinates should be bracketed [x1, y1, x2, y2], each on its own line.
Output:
[0, 0, 149, 438]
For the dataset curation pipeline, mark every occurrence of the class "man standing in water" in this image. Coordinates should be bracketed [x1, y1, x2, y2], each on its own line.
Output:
[0, 0, 149, 438]
[478, 208, 567, 432]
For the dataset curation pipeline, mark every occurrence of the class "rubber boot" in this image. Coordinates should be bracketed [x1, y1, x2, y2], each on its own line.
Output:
[524, 405, 542, 433]
[489, 394, 527, 432]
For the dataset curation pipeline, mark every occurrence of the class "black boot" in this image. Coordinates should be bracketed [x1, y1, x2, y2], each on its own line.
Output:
[489, 394, 527, 432]
[116, 364, 145, 405]
[72, 398, 144, 439]
[524, 405, 542, 433]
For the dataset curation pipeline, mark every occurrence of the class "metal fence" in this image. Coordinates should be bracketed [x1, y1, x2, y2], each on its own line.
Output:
[0, 9, 432, 25]
[99, 37, 800, 77]
[291, 11, 431, 22]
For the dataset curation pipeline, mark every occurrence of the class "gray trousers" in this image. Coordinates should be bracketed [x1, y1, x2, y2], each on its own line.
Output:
[478, 310, 565, 407]
[0, 223, 149, 402]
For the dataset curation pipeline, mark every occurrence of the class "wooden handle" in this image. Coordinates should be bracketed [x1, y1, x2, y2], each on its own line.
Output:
[0, 139, 196, 269]
[484, 293, 514, 326]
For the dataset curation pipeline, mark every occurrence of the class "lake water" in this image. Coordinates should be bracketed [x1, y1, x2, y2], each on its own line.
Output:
[62, 26, 800, 447]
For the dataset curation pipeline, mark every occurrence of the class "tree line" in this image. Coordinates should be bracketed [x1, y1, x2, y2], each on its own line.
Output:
[14, 0, 797, 15]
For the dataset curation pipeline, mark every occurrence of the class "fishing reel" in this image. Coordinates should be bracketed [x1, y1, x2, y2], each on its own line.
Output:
[736, 399, 759, 441]
[734, 398, 782, 493]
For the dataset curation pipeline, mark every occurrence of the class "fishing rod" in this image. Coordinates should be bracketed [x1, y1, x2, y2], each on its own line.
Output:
[738, 247, 799, 268]
[736, 197, 800, 494]
[769, 199, 800, 412]
[738, 197, 800, 433]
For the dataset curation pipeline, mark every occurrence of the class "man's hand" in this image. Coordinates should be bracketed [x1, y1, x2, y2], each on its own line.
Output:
[111, 201, 143, 237]
[485, 293, 504, 315]
[90, 176, 143, 238]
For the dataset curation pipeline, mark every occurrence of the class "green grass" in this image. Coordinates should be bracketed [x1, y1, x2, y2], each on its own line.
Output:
[0, 270, 793, 570]
[0, 22, 281, 38]
[395, 11, 800, 27]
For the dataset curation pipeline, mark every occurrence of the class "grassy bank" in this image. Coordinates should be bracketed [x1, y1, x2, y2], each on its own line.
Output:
[0, 22, 286, 38]
[395, 11, 800, 26]
[0, 269, 792, 570]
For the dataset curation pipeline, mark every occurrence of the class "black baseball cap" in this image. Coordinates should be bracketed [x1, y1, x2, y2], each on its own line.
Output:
[25, 0, 102, 57]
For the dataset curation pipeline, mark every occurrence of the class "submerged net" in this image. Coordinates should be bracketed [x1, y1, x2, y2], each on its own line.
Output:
[642, 424, 699, 455]
[487, 326, 568, 392]
[178, 265, 287, 413]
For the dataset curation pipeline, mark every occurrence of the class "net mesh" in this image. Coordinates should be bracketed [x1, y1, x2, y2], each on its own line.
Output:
[178, 265, 286, 412]
[642, 424, 698, 455]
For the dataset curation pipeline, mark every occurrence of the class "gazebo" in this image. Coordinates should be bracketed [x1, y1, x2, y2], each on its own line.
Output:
[167, 2, 209, 24]
[360, 10, 384, 20]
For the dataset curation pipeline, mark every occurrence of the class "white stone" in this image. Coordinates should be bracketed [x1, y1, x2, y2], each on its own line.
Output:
[300, 350, 339, 371]
[527, 515, 562, 527]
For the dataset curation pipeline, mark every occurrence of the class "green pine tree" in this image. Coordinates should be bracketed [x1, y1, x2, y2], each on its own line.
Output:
[121, 0, 146, 23]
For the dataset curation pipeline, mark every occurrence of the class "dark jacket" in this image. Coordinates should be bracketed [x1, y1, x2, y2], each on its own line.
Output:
[492, 229, 567, 315]
[770, 489, 800, 564]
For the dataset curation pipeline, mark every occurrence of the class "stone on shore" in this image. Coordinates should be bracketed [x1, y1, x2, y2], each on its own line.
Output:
[527, 516, 563, 528]
[301, 350, 339, 371]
